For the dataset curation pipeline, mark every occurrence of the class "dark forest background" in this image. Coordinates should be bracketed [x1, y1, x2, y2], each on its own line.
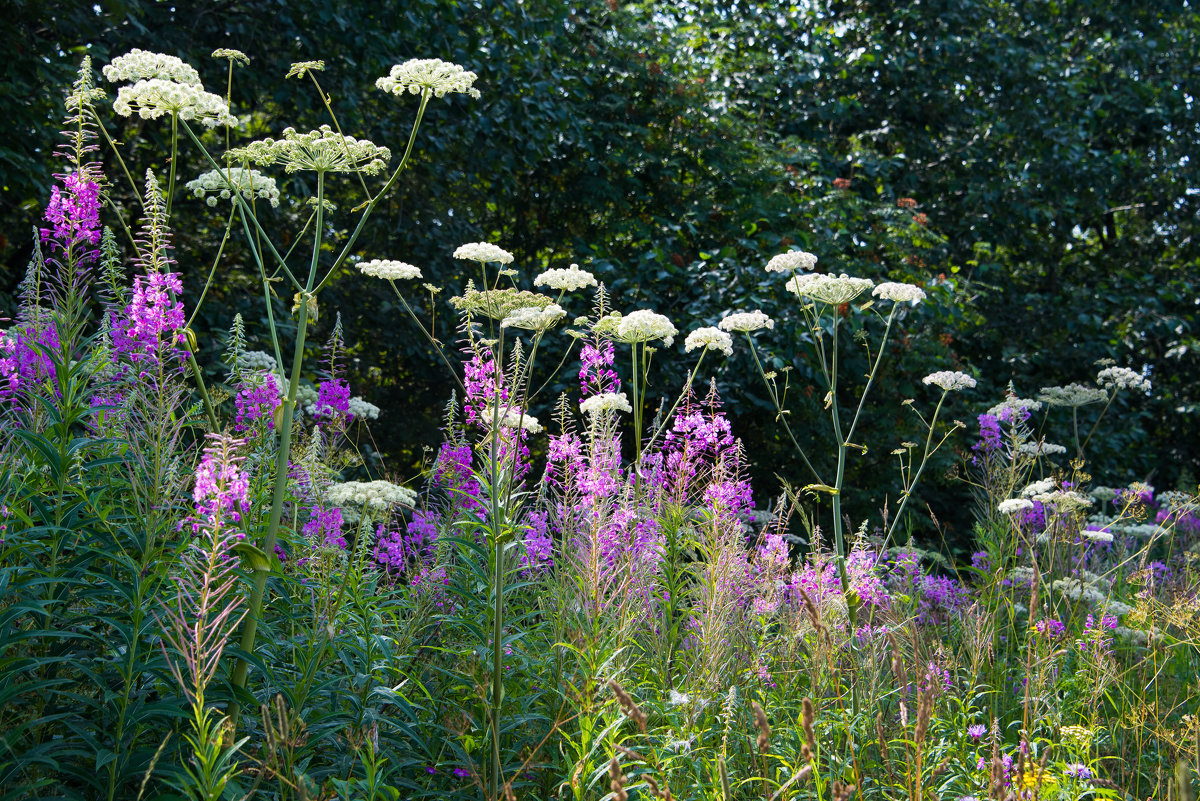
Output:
[3, 0, 1198, 551]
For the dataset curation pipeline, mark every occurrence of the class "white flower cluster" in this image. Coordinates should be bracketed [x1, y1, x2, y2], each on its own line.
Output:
[104, 49, 202, 85]
[449, 285, 555, 321]
[922, 370, 976, 392]
[113, 79, 238, 127]
[534, 264, 597, 292]
[376, 58, 481, 99]
[186, 168, 280, 207]
[786, 273, 874, 305]
[1022, 478, 1057, 497]
[998, 498, 1034, 515]
[357, 259, 422, 280]
[229, 125, 391, 175]
[453, 242, 514, 264]
[1097, 366, 1151, 393]
[501, 304, 566, 331]
[719, 310, 774, 333]
[872, 282, 926, 305]
[765, 249, 818, 273]
[580, 391, 632, 417]
[1082, 527, 1114, 543]
[326, 480, 416, 511]
[347, 396, 381, 420]
[1032, 489, 1093, 511]
[684, 326, 733, 356]
[240, 350, 278, 373]
[493, 408, 542, 433]
[1052, 578, 1107, 608]
[988, 395, 1043, 417]
[212, 48, 250, 66]
[1038, 383, 1107, 407]
[1016, 441, 1067, 456]
[616, 310, 677, 347]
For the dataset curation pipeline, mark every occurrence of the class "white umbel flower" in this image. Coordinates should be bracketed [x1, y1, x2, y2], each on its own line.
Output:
[1017, 441, 1067, 456]
[988, 395, 1043, 417]
[240, 350, 278, 373]
[580, 392, 633, 417]
[453, 242, 514, 264]
[1097, 366, 1151, 393]
[501, 304, 566, 331]
[1038, 383, 1107, 407]
[104, 49, 201, 85]
[998, 498, 1034, 514]
[376, 58, 481, 99]
[684, 326, 733, 356]
[358, 259, 422, 280]
[326, 480, 416, 511]
[1022, 478, 1057, 497]
[347, 396, 381, 420]
[719, 310, 775, 333]
[765, 250, 818, 273]
[496, 409, 542, 434]
[786, 273, 874, 305]
[534, 263, 597, 292]
[872, 282, 927, 305]
[186, 168, 280, 207]
[922, 370, 976, 391]
[230, 126, 390, 174]
[113, 79, 237, 128]
[616, 309, 678, 347]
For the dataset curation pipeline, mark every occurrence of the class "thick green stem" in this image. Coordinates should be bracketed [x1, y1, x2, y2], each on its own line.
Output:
[166, 113, 179, 218]
[228, 173, 325, 726]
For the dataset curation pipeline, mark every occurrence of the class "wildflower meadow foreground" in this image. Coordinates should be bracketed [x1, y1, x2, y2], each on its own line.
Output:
[2, 50, 1198, 801]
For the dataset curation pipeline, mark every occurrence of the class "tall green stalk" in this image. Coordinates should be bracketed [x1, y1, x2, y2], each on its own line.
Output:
[227, 172, 325, 726]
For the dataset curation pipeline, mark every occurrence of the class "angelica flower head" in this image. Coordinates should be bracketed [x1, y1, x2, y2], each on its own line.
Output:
[491, 408, 542, 433]
[377, 58, 481, 99]
[1022, 478, 1057, 497]
[450, 286, 555, 321]
[326, 480, 416, 512]
[786, 272, 874, 305]
[922, 370, 976, 392]
[998, 498, 1034, 515]
[580, 391, 632, 417]
[719, 310, 775, 333]
[286, 60, 325, 79]
[229, 125, 391, 174]
[534, 263, 597, 292]
[453, 242, 514, 264]
[872, 282, 926, 306]
[1097, 366, 1151, 393]
[616, 309, 677, 347]
[113, 79, 238, 128]
[501, 304, 566, 331]
[684, 326, 733, 356]
[765, 249, 818, 273]
[104, 49, 201, 85]
[1038, 383, 1107, 407]
[186, 168, 280, 207]
[211, 49, 250, 67]
[357, 259, 422, 280]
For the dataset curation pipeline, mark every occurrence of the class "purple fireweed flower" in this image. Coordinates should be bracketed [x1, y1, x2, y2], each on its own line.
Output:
[117, 271, 187, 365]
[1034, 618, 1066, 639]
[432, 441, 483, 513]
[314, 378, 352, 421]
[234, 373, 281, 433]
[519, 510, 553, 576]
[579, 340, 620, 398]
[973, 413, 1002, 453]
[181, 434, 251, 538]
[303, 504, 345, 550]
[41, 171, 102, 256]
